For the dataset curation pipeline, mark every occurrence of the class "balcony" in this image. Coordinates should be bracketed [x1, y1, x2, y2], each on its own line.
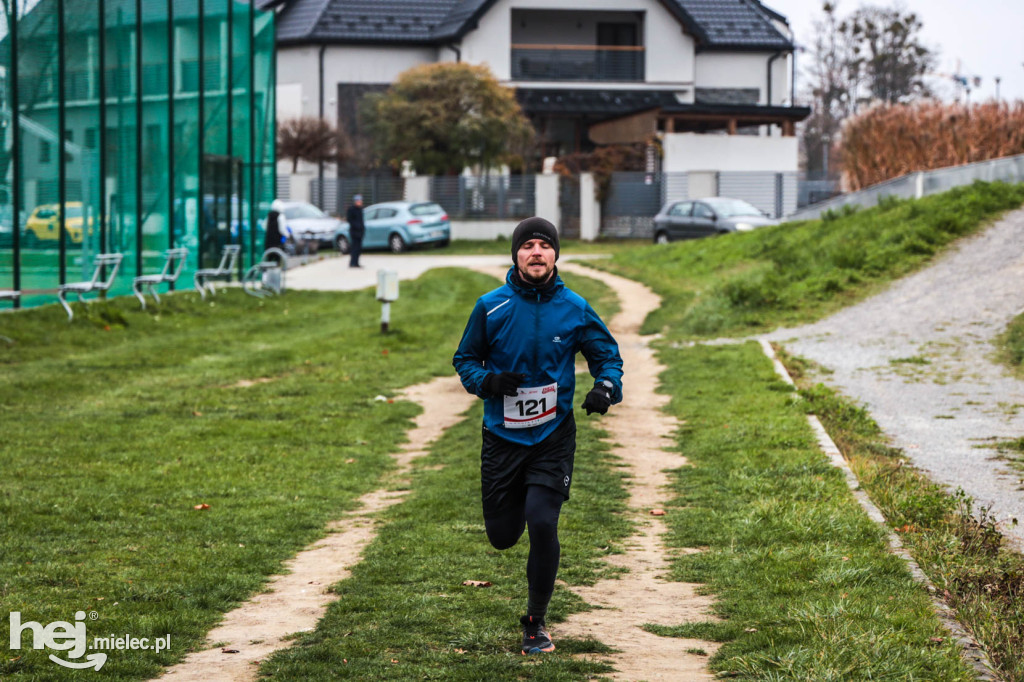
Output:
[511, 44, 644, 82]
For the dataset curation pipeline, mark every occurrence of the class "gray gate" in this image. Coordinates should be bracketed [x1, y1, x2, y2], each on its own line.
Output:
[601, 171, 662, 238]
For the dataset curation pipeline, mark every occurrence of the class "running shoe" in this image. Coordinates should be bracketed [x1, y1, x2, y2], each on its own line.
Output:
[520, 615, 555, 654]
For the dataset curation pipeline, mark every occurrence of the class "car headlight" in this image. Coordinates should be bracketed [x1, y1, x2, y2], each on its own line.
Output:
[734, 222, 755, 232]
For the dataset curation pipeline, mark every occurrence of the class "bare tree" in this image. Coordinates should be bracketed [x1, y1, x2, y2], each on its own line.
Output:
[844, 5, 934, 104]
[275, 117, 339, 173]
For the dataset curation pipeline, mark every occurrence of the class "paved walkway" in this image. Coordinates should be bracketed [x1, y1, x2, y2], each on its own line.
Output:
[766, 208, 1024, 549]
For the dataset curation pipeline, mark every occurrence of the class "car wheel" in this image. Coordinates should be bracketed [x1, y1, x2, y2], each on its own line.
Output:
[335, 235, 350, 254]
[654, 231, 670, 245]
[388, 233, 406, 253]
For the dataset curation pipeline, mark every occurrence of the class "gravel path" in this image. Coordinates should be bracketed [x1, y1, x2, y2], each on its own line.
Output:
[765, 207, 1024, 549]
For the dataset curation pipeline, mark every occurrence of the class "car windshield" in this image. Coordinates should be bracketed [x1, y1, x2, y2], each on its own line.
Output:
[409, 203, 443, 217]
[703, 198, 762, 218]
[65, 206, 82, 219]
[284, 204, 326, 219]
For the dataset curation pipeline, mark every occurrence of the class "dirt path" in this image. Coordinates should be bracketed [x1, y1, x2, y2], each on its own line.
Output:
[474, 263, 718, 679]
[160, 376, 473, 681]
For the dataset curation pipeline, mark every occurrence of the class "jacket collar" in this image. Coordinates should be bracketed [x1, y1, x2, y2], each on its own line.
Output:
[506, 266, 562, 301]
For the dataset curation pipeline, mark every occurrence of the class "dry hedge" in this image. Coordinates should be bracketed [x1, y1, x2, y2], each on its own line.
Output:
[839, 101, 1024, 190]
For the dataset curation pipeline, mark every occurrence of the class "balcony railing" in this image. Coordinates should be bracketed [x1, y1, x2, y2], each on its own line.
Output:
[511, 44, 644, 82]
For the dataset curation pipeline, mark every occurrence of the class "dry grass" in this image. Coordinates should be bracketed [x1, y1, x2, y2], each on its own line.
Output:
[840, 101, 1024, 190]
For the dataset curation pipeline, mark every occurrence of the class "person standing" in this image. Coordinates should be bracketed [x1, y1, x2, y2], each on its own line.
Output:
[263, 201, 285, 261]
[452, 217, 623, 655]
[345, 194, 365, 268]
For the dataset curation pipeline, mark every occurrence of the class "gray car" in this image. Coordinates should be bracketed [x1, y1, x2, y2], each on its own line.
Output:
[653, 197, 777, 243]
[279, 201, 342, 248]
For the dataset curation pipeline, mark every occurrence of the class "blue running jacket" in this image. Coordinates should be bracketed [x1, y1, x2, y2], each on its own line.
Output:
[453, 267, 624, 446]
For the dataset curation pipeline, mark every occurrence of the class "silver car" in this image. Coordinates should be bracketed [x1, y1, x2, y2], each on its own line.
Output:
[278, 201, 342, 248]
[653, 197, 777, 243]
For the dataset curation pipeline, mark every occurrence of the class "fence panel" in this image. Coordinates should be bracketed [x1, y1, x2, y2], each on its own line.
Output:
[601, 171, 662, 238]
[718, 172, 779, 218]
[559, 176, 581, 239]
[335, 176, 404, 212]
[275, 174, 290, 201]
[430, 175, 536, 220]
[663, 172, 688, 204]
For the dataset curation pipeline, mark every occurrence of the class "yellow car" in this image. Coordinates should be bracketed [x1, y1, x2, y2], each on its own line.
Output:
[24, 202, 93, 246]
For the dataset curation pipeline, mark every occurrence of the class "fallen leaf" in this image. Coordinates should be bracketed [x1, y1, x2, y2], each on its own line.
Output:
[382, 350, 389, 355]
[103, 325, 111, 332]
[192, 411, 202, 417]
[744, 627, 757, 633]
[841, 556, 850, 561]
[343, 659, 348, 664]
[374, 395, 388, 401]
[388, 399, 394, 403]
[454, 648, 466, 654]
[221, 648, 240, 654]
[391, 658, 398, 663]
[345, 458, 355, 464]
[194, 503, 211, 511]
[840, 592, 848, 599]
[930, 637, 944, 643]
[649, 509, 666, 516]
[462, 580, 492, 588]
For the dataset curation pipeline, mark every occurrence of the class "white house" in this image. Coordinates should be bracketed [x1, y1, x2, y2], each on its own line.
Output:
[272, 0, 809, 201]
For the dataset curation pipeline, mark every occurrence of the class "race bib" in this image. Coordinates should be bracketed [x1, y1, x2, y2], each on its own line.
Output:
[503, 382, 557, 429]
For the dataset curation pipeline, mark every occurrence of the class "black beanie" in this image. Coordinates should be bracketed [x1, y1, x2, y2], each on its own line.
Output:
[511, 217, 559, 263]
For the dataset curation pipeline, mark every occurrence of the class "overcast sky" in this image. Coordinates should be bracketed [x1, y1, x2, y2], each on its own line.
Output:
[763, 0, 1024, 105]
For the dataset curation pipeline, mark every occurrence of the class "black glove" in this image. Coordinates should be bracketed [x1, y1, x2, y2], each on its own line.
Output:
[582, 384, 613, 415]
[482, 372, 526, 397]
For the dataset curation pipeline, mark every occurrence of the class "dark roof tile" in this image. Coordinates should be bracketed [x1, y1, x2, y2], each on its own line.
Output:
[276, 0, 792, 50]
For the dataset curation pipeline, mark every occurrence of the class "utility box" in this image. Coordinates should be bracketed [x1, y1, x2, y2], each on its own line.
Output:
[376, 270, 399, 302]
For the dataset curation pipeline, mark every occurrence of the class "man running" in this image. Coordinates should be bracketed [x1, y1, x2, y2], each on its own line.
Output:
[453, 216, 623, 655]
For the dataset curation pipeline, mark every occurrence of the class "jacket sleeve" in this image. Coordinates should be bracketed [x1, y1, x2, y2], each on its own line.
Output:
[453, 299, 492, 398]
[579, 303, 624, 404]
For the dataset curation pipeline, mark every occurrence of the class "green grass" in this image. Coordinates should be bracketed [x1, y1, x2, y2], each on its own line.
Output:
[593, 181, 1024, 339]
[258, 393, 632, 680]
[788, 368, 1024, 681]
[652, 341, 974, 679]
[0, 269, 490, 679]
[0, 265, 622, 680]
[995, 312, 1024, 377]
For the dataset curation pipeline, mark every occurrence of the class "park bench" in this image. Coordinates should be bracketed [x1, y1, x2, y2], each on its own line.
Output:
[132, 247, 189, 309]
[242, 247, 288, 298]
[194, 244, 240, 300]
[57, 253, 123, 321]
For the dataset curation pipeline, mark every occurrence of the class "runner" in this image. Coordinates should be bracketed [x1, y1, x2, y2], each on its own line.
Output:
[453, 217, 624, 655]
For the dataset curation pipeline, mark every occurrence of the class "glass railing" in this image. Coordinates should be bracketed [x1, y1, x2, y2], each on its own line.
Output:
[511, 45, 644, 82]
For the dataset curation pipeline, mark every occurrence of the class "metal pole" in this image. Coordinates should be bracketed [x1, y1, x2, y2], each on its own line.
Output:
[135, 0, 143, 277]
[98, 0, 107, 256]
[197, 0, 205, 270]
[58, 0, 66, 283]
[167, 0, 175, 268]
[10, 0, 21, 305]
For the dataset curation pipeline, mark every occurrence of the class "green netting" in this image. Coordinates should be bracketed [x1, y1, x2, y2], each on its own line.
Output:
[0, 0, 275, 310]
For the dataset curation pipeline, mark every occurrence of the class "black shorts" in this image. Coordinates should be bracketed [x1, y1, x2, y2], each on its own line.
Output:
[480, 412, 576, 518]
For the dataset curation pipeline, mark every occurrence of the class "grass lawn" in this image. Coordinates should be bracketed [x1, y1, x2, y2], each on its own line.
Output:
[649, 342, 973, 679]
[0, 265, 620, 680]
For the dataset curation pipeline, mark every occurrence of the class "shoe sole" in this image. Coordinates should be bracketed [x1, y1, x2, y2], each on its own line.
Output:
[522, 644, 555, 655]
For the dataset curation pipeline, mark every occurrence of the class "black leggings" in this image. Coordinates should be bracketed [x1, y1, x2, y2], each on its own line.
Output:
[484, 484, 564, 596]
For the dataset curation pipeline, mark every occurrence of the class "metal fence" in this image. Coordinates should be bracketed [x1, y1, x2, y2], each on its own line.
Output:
[602, 172, 663, 238]
[788, 153, 1024, 221]
[310, 175, 405, 215]
[429, 175, 536, 220]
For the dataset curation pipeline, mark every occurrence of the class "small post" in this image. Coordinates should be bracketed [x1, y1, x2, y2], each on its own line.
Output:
[376, 269, 399, 333]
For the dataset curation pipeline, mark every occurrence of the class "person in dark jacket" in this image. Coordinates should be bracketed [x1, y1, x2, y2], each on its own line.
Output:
[345, 194, 365, 268]
[453, 217, 623, 655]
[263, 202, 285, 262]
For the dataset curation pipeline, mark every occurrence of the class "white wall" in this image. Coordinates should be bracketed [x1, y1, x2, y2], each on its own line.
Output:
[695, 52, 789, 105]
[662, 133, 798, 173]
[276, 44, 438, 121]
[462, 0, 695, 86]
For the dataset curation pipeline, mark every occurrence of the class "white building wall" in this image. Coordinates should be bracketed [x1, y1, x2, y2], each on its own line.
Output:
[276, 45, 438, 121]
[462, 0, 695, 87]
[663, 133, 798, 173]
[695, 52, 789, 105]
